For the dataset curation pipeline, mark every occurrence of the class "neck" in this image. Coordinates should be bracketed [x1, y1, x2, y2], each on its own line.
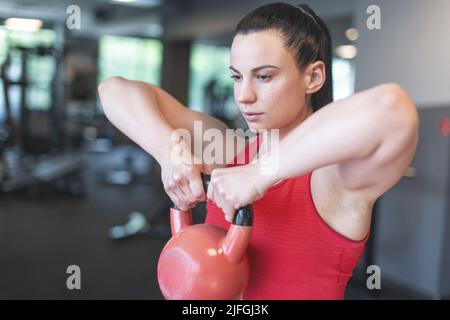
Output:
[279, 105, 313, 140]
[255, 105, 313, 186]
[253, 104, 313, 160]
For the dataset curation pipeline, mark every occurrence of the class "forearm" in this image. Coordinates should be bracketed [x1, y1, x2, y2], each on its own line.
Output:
[265, 84, 406, 182]
[98, 77, 176, 164]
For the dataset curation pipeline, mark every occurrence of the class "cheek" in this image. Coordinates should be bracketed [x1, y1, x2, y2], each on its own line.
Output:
[272, 74, 302, 95]
[259, 81, 303, 114]
[261, 85, 306, 126]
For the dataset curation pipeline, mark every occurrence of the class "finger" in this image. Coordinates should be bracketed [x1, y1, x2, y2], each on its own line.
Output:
[168, 191, 186, 211]
[207, 181, 214, 201]
[172, 186, 192, 210]
[177, 179, 197, 206]
[173, 173, 197, 206]
[213, 192, 233, 223]
[225, 206, 235, 223]
[188, 173, 206, 201]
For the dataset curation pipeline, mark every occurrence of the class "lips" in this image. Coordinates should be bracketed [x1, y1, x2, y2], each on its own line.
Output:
[243, 112, 263, 116]
[242, 112, 264, 121]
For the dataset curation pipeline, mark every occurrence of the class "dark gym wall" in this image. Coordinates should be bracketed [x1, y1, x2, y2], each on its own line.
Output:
[161, 39, 192, 105]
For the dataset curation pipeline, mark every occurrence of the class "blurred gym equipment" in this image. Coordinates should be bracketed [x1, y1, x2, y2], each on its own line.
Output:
[105, 144, 172, 240]
[0, 44, 85, 196]
[101, 144, 150, 186]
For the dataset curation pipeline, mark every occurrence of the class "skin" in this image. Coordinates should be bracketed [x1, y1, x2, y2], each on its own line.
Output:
[229, 29, 319, 137]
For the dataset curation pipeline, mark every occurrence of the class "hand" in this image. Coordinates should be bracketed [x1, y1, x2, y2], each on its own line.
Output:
[207, 163, 274, 222]
[161, 140, 206, 210]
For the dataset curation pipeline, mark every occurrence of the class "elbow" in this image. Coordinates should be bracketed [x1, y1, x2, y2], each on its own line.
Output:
[98, 76, 126, 98]
[376, 83, 419, 134]
[97, 76, 129, 117]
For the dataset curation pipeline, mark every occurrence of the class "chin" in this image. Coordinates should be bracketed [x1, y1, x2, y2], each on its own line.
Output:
[246, 122, 272, 133]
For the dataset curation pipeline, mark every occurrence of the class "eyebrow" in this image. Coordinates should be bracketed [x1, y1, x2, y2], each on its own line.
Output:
[229, 65, 280, 73]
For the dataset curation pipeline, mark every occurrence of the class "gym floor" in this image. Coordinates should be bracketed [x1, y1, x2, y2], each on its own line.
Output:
[0, 146, 170, 299]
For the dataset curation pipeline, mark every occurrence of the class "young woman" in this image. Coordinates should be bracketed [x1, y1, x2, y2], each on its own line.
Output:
[98, 3, 419, 299]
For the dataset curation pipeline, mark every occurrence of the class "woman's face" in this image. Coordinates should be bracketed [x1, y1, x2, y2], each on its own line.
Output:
[230, 29, 313, 134]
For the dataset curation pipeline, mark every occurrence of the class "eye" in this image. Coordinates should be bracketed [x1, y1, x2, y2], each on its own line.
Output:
[230, 75, 242, 81]
[257, 74, 272, 81]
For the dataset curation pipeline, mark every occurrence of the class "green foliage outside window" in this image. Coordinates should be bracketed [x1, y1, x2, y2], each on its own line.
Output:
[189, 44, 233, 112]
[0, 26, 55, 111]
[98, 35, 163, 85]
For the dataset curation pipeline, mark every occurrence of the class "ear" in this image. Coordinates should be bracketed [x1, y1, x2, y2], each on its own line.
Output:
[304, 61, 326, 94]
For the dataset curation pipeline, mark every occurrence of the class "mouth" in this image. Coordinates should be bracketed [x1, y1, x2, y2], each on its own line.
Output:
[242, 112, 264, 122]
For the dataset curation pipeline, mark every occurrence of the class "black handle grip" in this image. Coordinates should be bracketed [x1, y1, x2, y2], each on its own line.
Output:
[202, 174, 210, 192]
[173, 174, 253, 226]
[233, 205, 253, 226]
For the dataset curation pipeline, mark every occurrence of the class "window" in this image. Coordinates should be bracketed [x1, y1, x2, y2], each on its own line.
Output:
[98, 35, 163, 84]
[0, 26, 55, 122]
[189, 44, 235, 116]
[332, 57, 355, 101]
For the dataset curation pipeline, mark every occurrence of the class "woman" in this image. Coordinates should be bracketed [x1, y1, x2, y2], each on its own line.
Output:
[98, 3, 419, 299]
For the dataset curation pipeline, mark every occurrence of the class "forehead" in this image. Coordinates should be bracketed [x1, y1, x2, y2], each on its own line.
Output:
[230, 30, 292, 70]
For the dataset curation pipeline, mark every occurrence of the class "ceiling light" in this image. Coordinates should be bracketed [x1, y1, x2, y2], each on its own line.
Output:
[345, 28, 359, 41]
[335, 45, 358, 59]
[5, 18, 43, 32]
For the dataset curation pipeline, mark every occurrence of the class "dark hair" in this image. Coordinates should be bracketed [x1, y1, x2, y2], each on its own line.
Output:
[235, 2, 333, 112]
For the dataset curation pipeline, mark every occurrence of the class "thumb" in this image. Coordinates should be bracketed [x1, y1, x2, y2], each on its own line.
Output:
[225, 208, 234, 223]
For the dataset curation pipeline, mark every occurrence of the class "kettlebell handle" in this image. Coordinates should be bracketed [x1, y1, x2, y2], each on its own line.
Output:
[171, 174, 253, 227]
[169, 174, 253, 264]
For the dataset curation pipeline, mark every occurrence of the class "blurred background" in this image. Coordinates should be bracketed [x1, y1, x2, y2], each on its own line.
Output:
[0, 0, 449, 300]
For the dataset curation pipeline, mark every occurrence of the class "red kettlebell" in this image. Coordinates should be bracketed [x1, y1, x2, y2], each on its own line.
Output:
[157, 175, 253, 300]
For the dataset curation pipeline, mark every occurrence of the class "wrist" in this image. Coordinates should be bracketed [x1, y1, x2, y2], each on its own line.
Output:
[161, 137, 199, 168]
[154, 145, 172, 166]
[255, 161, 280, 190]
[257, 149, 282, 182]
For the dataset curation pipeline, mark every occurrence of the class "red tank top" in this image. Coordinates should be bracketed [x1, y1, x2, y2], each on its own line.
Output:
[205, 135, 370, 300]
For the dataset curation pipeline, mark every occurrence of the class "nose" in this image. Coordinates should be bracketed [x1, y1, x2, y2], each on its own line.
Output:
[236, 80, 257, 105]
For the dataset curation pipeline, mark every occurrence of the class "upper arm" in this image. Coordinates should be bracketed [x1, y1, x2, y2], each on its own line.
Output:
[337, 84, 419, 202]
[149, 83, 246, 172]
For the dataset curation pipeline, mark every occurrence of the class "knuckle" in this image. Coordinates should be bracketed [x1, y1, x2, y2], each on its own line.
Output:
[166, 181, 175, 191]
[194, 191, 203, 199]
[225, 193, 236, 203]
[187, 195, 197, 204]
[218, 188, 226, 196]
[173, 173, 183, 183]
[185, 165, 196, 175]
